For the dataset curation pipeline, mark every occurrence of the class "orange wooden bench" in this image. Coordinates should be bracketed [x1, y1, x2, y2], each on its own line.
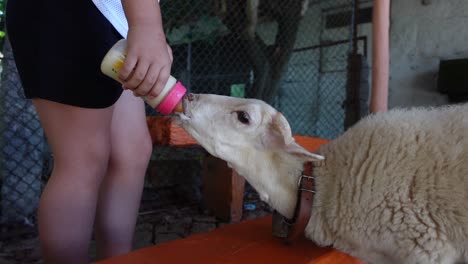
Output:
[93, 216, 363, 264]
[91, 117, 364, 264]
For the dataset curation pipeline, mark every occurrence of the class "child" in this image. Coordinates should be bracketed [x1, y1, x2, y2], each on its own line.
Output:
[6, 0, 171, 262]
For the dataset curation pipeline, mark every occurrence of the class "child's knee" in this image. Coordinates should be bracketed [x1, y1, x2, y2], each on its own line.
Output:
[111, 133, 153, 169]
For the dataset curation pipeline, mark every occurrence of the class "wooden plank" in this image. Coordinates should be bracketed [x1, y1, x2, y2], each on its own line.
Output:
[147, 116, 329, 150]
[293, 135, 329, 152]
[146, 116, 198, 147]
[93, 216, 364, 264]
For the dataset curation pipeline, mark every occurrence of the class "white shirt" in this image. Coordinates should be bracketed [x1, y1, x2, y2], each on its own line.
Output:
[91, 0, 160, 38]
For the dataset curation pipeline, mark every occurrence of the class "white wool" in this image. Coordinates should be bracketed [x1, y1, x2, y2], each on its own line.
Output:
[308, 103, 468, 264]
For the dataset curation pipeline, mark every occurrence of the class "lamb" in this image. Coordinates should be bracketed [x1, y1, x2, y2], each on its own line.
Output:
[173, 93, 468, 264]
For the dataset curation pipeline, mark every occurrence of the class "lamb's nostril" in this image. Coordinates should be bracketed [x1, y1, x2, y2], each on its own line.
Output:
[186, 93, 195, 102]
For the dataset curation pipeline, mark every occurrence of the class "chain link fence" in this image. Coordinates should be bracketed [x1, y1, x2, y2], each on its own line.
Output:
[1, 39, 46, 230]
[1, 0, 368, 242]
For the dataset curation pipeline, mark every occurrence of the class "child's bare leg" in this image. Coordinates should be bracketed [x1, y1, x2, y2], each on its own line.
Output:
[94, 91, 152, 259]
[34, 99, 114, 264]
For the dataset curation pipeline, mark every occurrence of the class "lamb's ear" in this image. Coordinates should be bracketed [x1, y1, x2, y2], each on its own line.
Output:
[285, 142, 325, 161]
[260, 112, 294, 149]
[260, 112, 325, 161]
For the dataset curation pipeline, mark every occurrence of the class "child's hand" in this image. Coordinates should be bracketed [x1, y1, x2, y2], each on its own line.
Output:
[119, 0, 173, 98]
[118, 25, 172, 98]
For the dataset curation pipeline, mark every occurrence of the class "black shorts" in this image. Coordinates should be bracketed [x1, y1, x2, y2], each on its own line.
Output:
[6, 0, 123, 108]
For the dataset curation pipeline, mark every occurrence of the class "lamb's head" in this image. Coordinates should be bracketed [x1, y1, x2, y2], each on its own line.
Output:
[174, 93, 324, 218]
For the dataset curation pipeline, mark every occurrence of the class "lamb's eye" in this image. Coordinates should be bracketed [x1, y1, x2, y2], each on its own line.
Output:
[235, 111, 250, 124]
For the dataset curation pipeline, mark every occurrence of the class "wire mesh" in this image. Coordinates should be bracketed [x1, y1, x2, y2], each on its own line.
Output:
[1, 39, 46, 228]
[0, 0, 362, 249]
[158, 0, 356, 139]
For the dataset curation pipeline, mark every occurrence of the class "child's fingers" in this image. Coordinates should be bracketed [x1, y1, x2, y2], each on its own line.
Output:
[133, 63, 159, 97]
[118, 54, 138, 82]
[149, 66, 170, 98]
[123, 59, 149, 91]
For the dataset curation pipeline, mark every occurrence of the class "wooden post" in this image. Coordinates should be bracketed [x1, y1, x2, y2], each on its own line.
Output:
[371, 0, 390, 113]
[202, 156, 245, 223]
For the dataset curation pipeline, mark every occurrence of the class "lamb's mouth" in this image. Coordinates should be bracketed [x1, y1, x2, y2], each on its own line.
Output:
[175, 112, 191, 122]
[173, 95, 191, 121]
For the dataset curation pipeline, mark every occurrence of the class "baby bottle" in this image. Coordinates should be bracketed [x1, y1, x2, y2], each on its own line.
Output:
[101, 39, 186, 114]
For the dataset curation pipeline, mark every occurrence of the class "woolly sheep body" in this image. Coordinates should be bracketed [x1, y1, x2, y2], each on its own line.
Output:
[309, 103, 468, 263]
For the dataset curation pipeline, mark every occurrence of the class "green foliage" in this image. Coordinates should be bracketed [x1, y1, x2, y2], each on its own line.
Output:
[165, 15, 228, 45]
[230, 84, 246, 98]
[161, 0, 215, 30]
[161, 0, 227, 45]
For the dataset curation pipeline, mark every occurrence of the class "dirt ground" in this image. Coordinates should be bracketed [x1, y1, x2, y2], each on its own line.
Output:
[0, 184, 271, 264]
